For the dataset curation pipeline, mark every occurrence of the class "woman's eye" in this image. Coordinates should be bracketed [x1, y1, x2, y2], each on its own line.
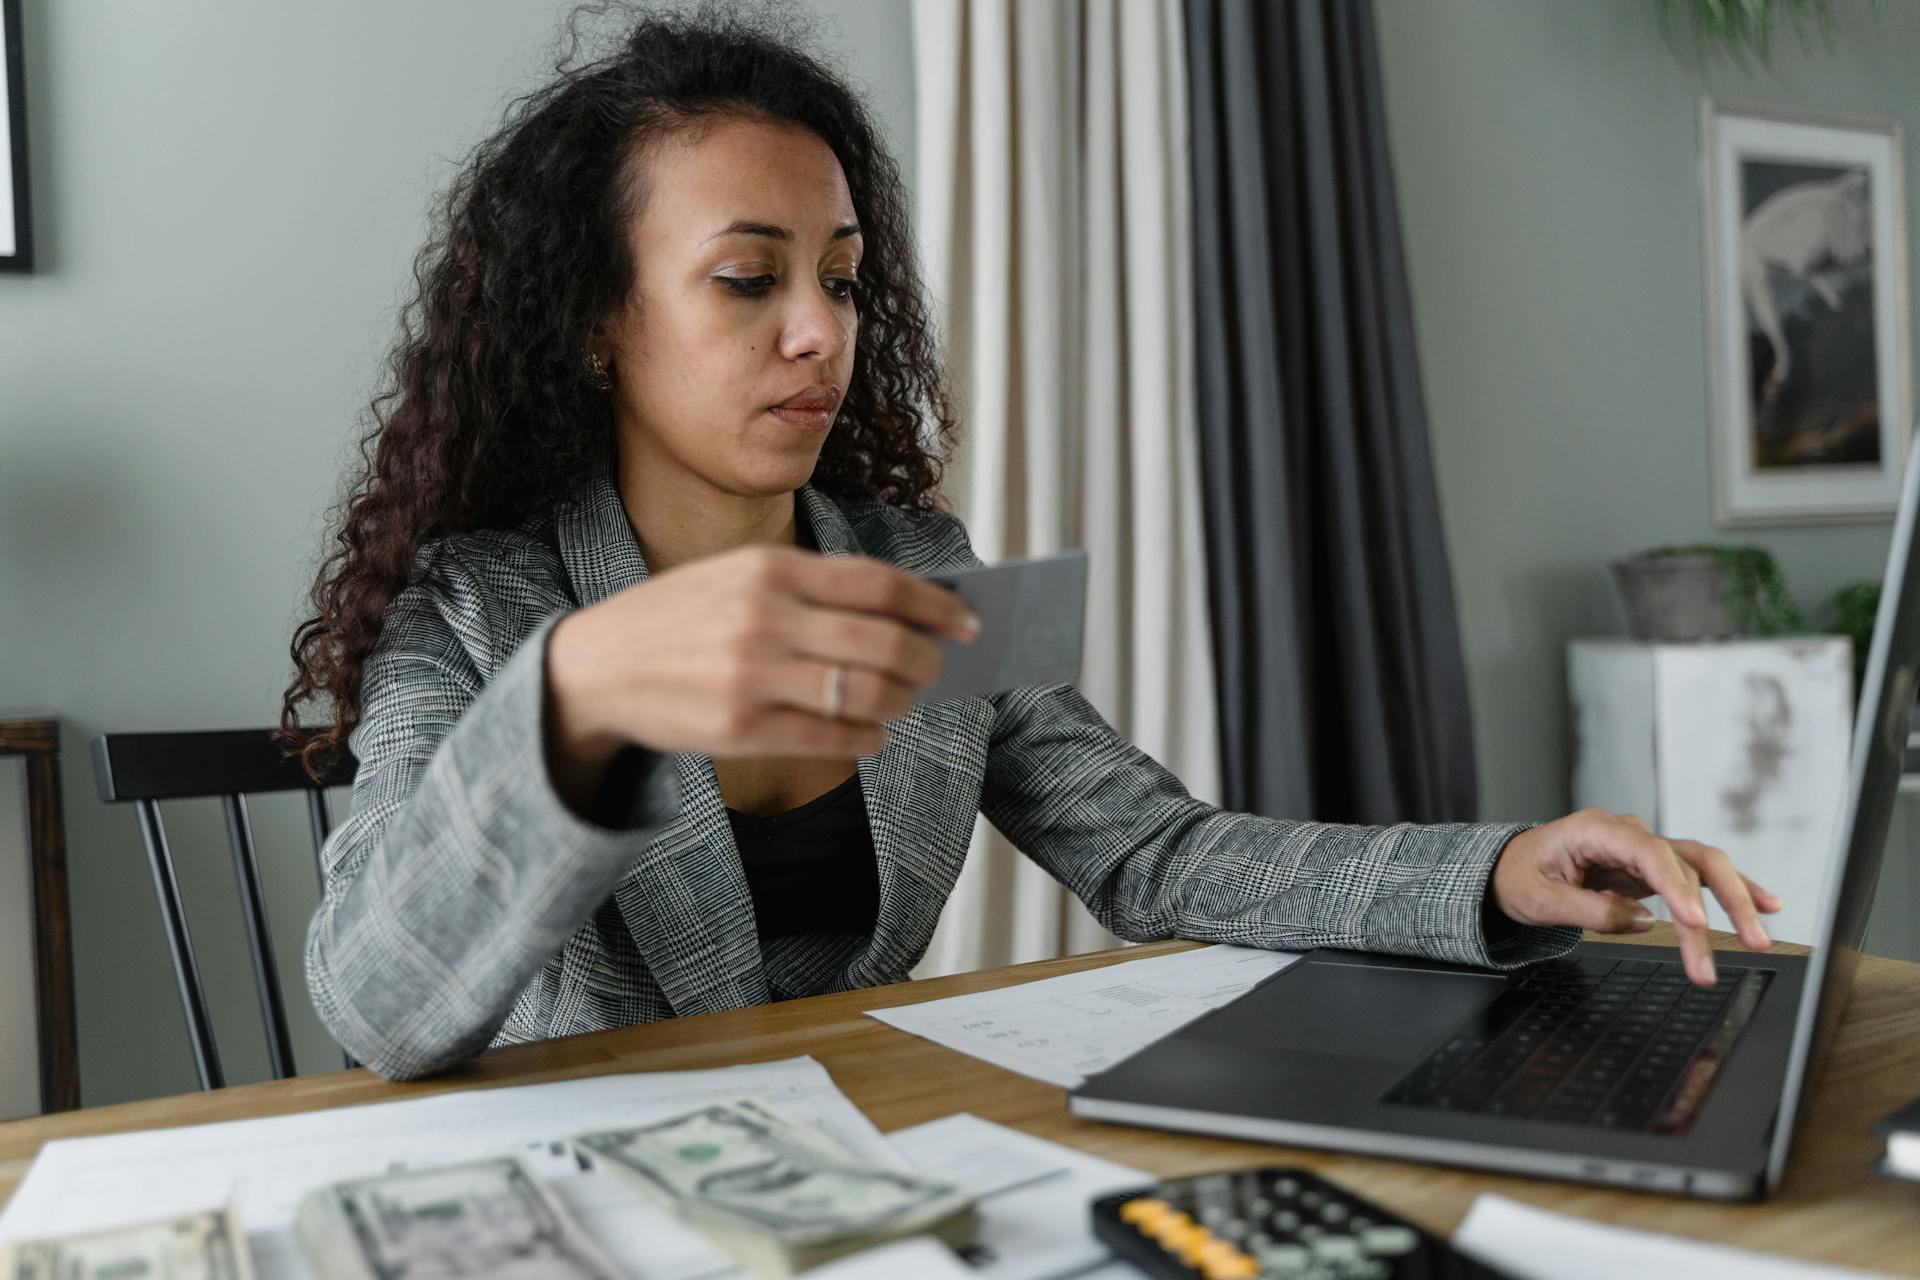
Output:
[718, 274, 859, 302]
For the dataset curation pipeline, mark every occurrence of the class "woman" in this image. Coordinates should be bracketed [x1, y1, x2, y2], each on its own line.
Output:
[283, 7, 1778, 1082]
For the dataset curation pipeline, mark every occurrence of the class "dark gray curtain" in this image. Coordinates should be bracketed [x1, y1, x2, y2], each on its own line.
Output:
[1184, 0, 1479, 824]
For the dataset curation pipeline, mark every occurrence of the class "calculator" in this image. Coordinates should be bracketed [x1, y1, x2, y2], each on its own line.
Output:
[1089, 1166, 1512, 1279]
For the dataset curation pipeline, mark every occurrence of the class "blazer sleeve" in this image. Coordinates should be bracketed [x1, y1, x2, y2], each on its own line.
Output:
[303, 549, 677, 1081]
[980, 683, 1578, 969]
[922, 514, 1579, 971]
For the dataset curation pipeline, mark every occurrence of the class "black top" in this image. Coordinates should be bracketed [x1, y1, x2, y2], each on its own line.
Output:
[726, 772, 881, 939]
[586, 750, 882, 941]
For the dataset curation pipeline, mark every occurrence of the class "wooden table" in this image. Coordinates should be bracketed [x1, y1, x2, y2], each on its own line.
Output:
[3, 926, 1917, 1272]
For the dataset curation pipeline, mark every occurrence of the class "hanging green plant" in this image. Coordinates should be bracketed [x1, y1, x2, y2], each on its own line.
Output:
[1631, 544, 1805, 636]
[1825, 579, 1880, 683]
[1648, 0, 1885, 67]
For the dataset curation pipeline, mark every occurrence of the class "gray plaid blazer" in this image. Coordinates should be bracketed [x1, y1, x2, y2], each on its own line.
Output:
[305, 459, 1578, 1080]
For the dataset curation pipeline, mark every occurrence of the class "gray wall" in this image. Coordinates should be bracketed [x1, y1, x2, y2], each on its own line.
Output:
[1372, 0, 1920, 823]
[0, 0, 913, 1108]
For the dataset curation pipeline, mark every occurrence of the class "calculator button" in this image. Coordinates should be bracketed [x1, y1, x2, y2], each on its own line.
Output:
[1201, 1253, 1258, 1280]
[1179, 1233, 1217, 1265]
[1196, 1239, 1251, 1268]
[1151, 1226, 1198, 1254]
[1273, 1210, 1300, 1231]
[1120, 1197, 1171, 1226]
[1255, 1241, 1312, 1271]
[1161, 1221, 1205, 1251]
[1310, 1235, 1363, 1264]
[1358, 1224, 1420, 1256]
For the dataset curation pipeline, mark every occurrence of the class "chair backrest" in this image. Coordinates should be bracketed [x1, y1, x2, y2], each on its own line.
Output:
[91, 729, 356, 1091]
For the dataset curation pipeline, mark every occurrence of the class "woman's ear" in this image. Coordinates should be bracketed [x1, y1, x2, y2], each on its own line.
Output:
[589, 304, 634, 367]
[580, 318, 617, 391]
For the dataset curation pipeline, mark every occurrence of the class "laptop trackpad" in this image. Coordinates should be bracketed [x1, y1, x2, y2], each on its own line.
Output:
[1184, 959, 1503, 1062]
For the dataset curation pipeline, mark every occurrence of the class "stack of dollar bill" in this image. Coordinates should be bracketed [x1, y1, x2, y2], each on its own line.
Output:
[575, 1097, 978, 1279]
[0, 1206, 256, 1280]
[294, 1156, 624, 1280]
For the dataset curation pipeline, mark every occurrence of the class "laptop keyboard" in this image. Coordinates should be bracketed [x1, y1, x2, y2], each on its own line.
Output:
[1382, 955, 1772, 1133]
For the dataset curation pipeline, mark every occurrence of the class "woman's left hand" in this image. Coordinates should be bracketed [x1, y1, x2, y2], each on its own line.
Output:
[1490, 808, 1782, 987]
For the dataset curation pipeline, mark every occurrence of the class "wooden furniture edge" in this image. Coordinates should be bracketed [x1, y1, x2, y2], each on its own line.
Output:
[0, 718, 57, 755]
[0, 716, 77, 1116]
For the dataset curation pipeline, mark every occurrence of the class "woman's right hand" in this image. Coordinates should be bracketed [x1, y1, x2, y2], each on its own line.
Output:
[543, 545, 981, 795]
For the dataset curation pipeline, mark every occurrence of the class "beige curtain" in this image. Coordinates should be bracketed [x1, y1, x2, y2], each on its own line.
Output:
[910, 0, 1223, 977]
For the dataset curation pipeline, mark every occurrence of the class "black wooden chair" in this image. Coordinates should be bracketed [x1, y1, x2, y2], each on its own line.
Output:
[90, 729, 356, 1090]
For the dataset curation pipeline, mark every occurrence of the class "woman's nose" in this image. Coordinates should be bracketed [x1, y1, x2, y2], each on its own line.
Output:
[778, 285, 850, 363]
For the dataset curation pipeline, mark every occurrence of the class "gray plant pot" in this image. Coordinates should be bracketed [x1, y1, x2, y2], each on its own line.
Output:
[1610, 555, 1732, 641]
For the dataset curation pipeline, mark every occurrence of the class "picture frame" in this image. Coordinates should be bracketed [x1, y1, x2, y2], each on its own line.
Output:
[1, 0, 29, 273]
[1701, 100, 1911, 526]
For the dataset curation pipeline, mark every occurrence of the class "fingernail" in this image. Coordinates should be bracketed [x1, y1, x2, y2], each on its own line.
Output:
[959, 613, 982, 640]
[1756, 925, 1771, 947]
[1630, 910, 1655, 932]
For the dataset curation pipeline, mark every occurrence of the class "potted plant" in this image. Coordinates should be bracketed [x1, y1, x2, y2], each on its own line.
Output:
[1611, 544, 1804, 642]
[1649, 0, 1885, 67]
[1825, 579, 1879, 694]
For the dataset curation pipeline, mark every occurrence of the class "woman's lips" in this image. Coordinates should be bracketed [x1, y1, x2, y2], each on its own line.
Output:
[770, 388, 840, 431]
[769, 405, 836, 430]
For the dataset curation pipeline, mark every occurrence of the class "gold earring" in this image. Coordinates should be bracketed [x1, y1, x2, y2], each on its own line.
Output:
[585, 350, 612, 392]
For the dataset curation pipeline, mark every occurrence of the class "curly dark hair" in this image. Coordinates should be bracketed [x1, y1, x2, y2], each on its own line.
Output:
[278, 2, 955, 779]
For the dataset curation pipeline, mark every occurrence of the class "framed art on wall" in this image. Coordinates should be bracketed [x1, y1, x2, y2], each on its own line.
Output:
[1, 0, 28, 273]
[1701, 100, 1911, 526]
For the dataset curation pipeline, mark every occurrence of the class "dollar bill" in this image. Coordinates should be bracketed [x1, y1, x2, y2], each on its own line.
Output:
[0, 1206, 255, 1280]
[726, 1097, 858, 1163]
[574, 1098, 977, 1278]
[293, 1156, 621, 1280]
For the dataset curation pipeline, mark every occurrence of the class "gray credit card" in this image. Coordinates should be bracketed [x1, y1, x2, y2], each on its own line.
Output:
[915, 550, 1088, 703]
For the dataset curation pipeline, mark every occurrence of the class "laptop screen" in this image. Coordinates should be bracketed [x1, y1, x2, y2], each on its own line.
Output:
[1766, 437, 1920, 1189]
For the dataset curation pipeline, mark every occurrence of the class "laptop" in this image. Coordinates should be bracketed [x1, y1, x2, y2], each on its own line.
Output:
[1069, 441, 1920, 1201]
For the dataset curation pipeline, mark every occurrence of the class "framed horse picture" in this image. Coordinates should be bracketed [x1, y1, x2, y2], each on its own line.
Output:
[1, 0, 28, 273]
[1701, 100, 1911, 526]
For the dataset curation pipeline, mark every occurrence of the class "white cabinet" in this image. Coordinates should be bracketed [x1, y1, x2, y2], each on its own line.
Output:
[1567, 638, 1852, 945]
